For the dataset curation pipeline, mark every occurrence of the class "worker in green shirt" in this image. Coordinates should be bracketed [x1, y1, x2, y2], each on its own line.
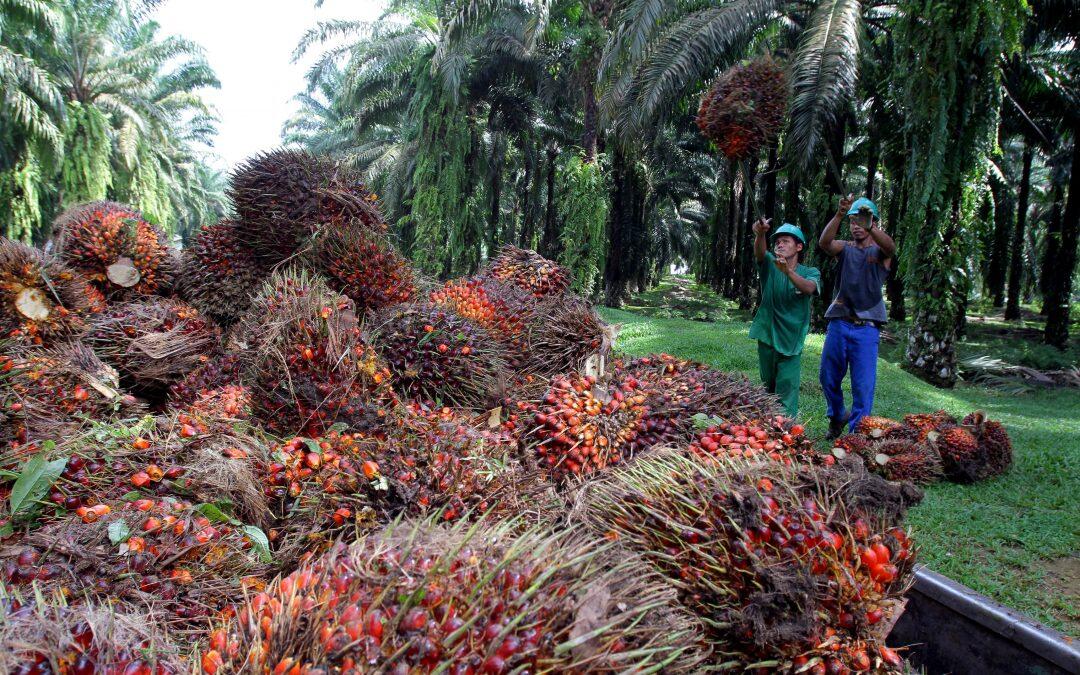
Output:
[748, 219, 821, 417]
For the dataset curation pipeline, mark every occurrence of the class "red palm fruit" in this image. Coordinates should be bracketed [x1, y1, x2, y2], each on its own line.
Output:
[902, 410, 956, 440]
[86, 297, 222, 402]
[50, 200, 176, 299]
[207, 518, 704, 674]
[962, 411, 1013, 479]
[372, 302, 508, 408]
[177, 220, 266, 326]
[833, 434, 872, 457]
[936, 425, 982, 483]
[583, 453, 914, 673]
[430, 278, 530, 362]
[482, 245, 570, 298]
[854, 416, 901, 439]
[696, 56, 788, 160]
[306, 226, 415, 315]
[867, 440, 944, 485]
[0, 238, 105, 347]
[168, 352, 244, 406]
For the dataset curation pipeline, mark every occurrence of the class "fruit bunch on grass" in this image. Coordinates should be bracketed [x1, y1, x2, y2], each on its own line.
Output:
[177, 220, 266, 326]
[167, 351, 243, 406]
[430, 277, 530, 363]
[1, 238, 105, 347]
[696, 55, 788, 160]
[306, 226, 416, 315]
[518, 373, 646, 480]
[522, 296, 609, 377]
[86, 298, 223, 403]
[236, 270, 395, 436]
[229, 149, 385, 265]
[960, 411, 1013, 479]
[50, 201, 176, 300]
[1, 493, 271, 628]
[0, 343, 140, 452]
[583, 453, 914, 674]
[832, 434, 943, 486]
[483, 245, 570, 299]
[0, 587, 186, 675]
[616, 354, 783, 449]
[201, 518, 704, 674]
[372, 302, 508, 408]
[688, 417, 816, 466]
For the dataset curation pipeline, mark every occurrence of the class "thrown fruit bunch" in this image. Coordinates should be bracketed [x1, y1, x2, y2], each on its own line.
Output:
[697, 55, 788, 160]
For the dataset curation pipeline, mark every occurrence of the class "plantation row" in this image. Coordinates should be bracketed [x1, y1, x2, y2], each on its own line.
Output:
[1, 150, 1010, 674]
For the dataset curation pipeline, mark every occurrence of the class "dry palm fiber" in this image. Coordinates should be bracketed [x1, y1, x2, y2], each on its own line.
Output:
[0, 238, 105, 347]
[696, 55, 788, 160]
[86, 297, 223, 402]
[0, 587, 186, 674]
[50, 200, 176, 300]
[228, 149, 386, 265]
[616, 354, 783, 450]
[167, 351, 244, 406]
[304, 225, 416, 315]
[371, 301, 509, 408]
[962, 411, 1013, 479]
[235, 269, 396, 436]
[482, 245, 571, 298]
[177, 220, 266, 326]
[522, 294, 611, 377]
[580, 452, 913, 674]
[0, 493, 272, 630]
[0, 343, 142, 452]
[201, 517, 705, 674]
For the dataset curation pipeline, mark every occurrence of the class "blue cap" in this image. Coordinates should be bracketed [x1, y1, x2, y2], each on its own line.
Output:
[770, 223, 806, 245]
[847, 197, 879, 219]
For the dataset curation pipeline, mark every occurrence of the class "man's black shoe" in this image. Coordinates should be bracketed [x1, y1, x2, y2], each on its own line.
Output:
[826, 412, 850, 440]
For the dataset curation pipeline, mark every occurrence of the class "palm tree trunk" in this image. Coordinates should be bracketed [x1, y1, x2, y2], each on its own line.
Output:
[582, 77, 598, 163]
[1004, 142, 1033, 320]
[1044, 135, 1079, 348]
[738, 158, 759, 309]
[987, 172, 1013, 308]
[540, 144, 560, 259]
[1039, 179, 1065, 315]
[763, 143, 778, 219]
[885, 180, 907, 321]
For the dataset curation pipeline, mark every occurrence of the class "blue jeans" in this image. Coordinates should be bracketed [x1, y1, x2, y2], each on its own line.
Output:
[819, 319, 879, 431]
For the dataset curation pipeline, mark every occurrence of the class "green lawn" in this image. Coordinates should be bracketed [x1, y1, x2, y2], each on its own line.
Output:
[599, 305, 1080, 635]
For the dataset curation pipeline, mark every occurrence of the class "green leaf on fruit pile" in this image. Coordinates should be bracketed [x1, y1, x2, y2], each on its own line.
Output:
[690, 412, 723, 430]
[301, 437, 322, 455]
[416, 329, 435, 346]
[195, 502, 236, 524]
[10, 451, 67, 520]
[119, 491, 142, 501]
[241, 525, 272, 563]
[108, 519, 131, 544]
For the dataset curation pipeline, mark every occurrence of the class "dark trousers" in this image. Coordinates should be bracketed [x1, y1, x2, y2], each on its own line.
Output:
[819, 319, 879, 431]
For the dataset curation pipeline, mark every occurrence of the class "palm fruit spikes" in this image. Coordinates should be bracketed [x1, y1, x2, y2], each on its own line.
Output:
[583, 453, 914, 674]
[0, 238, 105, 347]
[483, 245, 570, 298]
[962, 411, 1013, 479]
[306, 226, 415, 314]
[372, 302, 508, 408]
[228, 149, 385, 265]
[0, 588, 186, 675]
[696, 55, 788, 160]
[50, 200, 176, 299]
[86, 297, 223, 402]
[519, 373, 646, 480]
[236, 269, 395, 436]
[177, 220, 265, 326]
[522, 296, 609, 377]
[168, 351, 244, 406]
[201, 517, 703, 674]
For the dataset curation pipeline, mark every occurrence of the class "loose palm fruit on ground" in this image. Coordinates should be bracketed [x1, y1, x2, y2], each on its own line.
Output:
[482, 245, 570, 298]
[177, 220, 266, 326]
[0, 238, 105, 347]
[202, 518, 704, 674]
[50, 200, 176, 300]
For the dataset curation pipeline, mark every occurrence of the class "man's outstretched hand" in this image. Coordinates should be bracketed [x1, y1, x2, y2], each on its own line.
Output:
[838, 193, 855, 215]
[752, 218, 771, 236]
[773, 256, 790, 274]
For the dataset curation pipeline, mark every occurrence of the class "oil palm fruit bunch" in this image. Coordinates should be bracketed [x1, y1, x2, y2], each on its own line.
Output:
[0, 343, 139, 452]
[237, 270, 395, 436]
[522, 296, 608, 377]
[521, 373, 646, 480]
[616, 354, 782, 450]
[167, 351, 243, 406]
[688, 417, 813, 466]
[483, 245, 570, 299]
[229, 149, 385, 265]
[86, 297, 223, 403]
[832, 433, 872, 458]
[430, 277, 530, 362]
[0, 238, 105, 347]
[961, 411, 1013, 479]
[177, 220, 266, 326]
[854, 415, 902, 439]
[2, 494, 271, 628]
[583, 452, 913, 674]
[934, 424, 982, 483]
[372, 302, 508, 408]
[306, 226, 415, 315]
[867, 439, 944, 485]
[696, 55, 787, 160]
[0, 588, 185, 675]
[50, 201, 176, 300]
[902, 410, 956, 441]
[200, 517, 703, 674]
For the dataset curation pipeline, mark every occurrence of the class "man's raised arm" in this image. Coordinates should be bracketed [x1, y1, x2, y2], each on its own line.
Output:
[819, 193, 853, 257]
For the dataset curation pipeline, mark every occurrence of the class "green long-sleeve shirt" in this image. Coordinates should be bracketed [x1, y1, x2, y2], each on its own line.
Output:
[748, 252, 820, 357]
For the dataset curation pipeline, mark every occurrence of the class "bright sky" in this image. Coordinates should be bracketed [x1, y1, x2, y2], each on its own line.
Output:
[153, 0, 387, 170]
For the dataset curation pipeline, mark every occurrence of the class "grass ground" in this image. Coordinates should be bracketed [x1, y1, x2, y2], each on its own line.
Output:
[599, 279, 1080, 636]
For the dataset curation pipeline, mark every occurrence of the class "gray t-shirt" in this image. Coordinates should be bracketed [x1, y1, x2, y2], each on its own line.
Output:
[824, 242, 890, 324]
